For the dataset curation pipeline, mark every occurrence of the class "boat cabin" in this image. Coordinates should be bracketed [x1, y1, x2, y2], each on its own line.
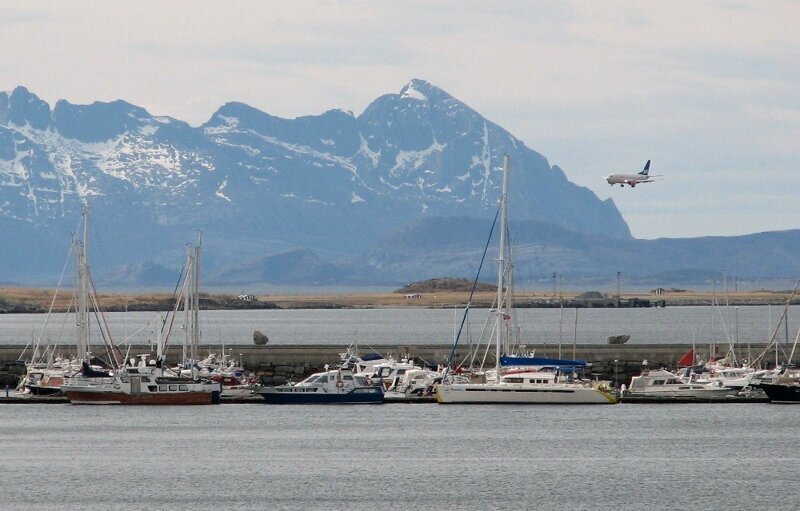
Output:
[500, 371, 557, 385]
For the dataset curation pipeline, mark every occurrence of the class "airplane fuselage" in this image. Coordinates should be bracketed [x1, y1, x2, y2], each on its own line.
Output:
[604, 173, 652, 187]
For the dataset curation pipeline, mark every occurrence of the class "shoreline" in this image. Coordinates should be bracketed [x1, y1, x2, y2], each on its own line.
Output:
[1, 286, 798, 313]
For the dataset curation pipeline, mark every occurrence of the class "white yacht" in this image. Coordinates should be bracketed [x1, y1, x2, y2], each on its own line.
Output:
[434, 155, 617, 405]
[626, 369, 738, 398]
[437, 367, 616, 404]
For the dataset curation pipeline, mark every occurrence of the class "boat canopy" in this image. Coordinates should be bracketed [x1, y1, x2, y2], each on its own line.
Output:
[500, 356, 586, 368]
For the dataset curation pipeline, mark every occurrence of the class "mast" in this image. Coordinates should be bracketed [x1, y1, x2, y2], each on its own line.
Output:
[76, 203, 90, 363]
[181, 233, 203, 372]
[193, 232, 203, 365]
[182, 245, 192, 367]
[495, 154, 509, 382]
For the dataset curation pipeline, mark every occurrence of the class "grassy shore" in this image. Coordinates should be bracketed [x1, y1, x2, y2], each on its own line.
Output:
[1, 286, 797, 313]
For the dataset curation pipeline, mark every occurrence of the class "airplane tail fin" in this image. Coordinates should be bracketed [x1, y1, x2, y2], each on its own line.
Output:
[638, 160, 651, 176]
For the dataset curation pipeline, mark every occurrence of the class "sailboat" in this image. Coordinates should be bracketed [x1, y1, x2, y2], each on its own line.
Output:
[61, 231, 221, 405]
[435, 155, 617, 405]
[17, 204, 119, 395]
[169, 236, 257, 398]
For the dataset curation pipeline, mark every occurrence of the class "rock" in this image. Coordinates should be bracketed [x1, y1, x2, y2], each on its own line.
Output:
[253, 330, 269, 345]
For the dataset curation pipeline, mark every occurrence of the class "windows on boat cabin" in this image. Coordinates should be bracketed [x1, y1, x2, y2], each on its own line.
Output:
[374, 367, 407, 378]
[502, 377, 555, 384]
[650, 379, 683, 386]
[156, 384, 190, 392]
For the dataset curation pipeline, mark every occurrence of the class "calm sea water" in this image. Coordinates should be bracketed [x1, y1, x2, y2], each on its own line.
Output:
[2, 305, 799, 348]
[0, 403, 797, 511]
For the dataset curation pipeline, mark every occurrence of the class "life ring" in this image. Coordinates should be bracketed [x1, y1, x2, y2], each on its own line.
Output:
[336, 380, 344, 389]
[365, 378, 373, 386]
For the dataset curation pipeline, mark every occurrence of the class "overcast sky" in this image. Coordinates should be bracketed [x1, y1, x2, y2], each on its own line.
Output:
[2, 0, 798, 239]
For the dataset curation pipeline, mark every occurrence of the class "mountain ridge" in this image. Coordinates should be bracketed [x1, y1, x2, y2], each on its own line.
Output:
[3, 80, 791, 288]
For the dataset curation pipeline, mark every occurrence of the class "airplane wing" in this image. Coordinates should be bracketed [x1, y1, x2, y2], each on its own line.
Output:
[636, 175, 664, 184]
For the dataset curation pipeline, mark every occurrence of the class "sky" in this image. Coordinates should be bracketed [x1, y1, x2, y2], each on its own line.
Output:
[1, 0, 798, 240]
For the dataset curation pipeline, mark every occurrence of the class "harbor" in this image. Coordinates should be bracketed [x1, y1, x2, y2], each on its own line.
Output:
[1, 341, 791, 404]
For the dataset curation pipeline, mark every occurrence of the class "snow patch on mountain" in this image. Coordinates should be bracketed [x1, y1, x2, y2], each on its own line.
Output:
[357, 133, 380, 167]
[400, 84, 428, 102]
[389, 138, 446, 177]
[215, 179, 231, 202]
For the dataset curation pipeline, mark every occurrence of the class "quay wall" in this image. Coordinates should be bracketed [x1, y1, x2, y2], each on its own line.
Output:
[0, 343, 781, 387]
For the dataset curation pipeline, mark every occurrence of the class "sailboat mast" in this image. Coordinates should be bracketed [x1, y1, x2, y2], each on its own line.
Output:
[76, 203, 90, 363]
[183, 245, 192, 367]
[193, 232, 203, 364]
[495, 154, 509, 382]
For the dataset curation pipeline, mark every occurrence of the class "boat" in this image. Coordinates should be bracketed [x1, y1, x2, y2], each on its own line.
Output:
[759, 381, 800, 403]
[162, 237, 258, 399]
[625, 369, 738, 398]
[435, 155, 617, 405]
[253, 367, 383, 404]
[693, 364, 755, 390]
[19, 357, 81, 396]
[62, 356, 221, 405]
[437, 357, 617, 404]
[17, 204, 122, 396]
[61, 236, 222, 405]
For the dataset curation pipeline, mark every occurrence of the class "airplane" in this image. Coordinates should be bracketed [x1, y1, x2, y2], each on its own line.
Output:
[604, 160, 662, 187]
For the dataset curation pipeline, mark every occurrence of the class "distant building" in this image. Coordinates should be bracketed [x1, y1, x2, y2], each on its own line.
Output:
[238, 294, 256, 301]
[404, 293, 422, 299]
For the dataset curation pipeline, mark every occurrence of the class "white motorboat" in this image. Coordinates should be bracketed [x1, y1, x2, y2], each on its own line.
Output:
[254, 368, 383, 404]
[626, 369, 738, 398]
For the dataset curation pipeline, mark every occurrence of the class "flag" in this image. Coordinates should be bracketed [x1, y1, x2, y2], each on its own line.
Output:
[676, 349, 694, 367]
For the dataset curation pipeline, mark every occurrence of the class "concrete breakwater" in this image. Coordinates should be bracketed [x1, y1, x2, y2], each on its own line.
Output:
[0, 343, 783, 388]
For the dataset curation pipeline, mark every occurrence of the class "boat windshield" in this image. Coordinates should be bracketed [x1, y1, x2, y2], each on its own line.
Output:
[298, 374, 325, 385]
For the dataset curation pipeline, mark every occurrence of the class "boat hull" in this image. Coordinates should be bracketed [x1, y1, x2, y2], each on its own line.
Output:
[63, 389, 221, 405]
[760, 383, 800, 403]
[626, 387, 737, 399]
[255, 387, 383, 404]
[26, 385, 64, 396]
[435, 383, 617, 404]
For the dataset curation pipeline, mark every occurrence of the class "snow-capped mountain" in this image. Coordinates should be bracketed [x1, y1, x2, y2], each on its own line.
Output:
[0, 80, 630, 285]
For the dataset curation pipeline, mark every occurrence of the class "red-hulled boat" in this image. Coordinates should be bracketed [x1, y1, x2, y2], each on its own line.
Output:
[62, 359, 221, 405]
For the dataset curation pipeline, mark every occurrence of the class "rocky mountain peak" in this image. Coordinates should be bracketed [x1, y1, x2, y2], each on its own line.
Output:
[7, 86, 51, 130]
[53, 99, 154, 142]
[0, 81, 635, 285]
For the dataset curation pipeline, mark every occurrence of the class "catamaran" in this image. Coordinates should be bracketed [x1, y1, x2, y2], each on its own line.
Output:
[435, 155, 617, 405]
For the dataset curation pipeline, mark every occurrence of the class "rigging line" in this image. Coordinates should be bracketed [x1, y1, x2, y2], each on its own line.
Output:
[118, 318, 155, 346]
[362, 344, 385, 359]
[88, 272, 123, 368]
[22, 240, 75, 362]
[48, 288, 77, 366]
[752, 279, 800, 365]
[163, 270, 191, 360]
[162, 261, 187, 334]
[467, 292, 498, 369]
[447, 207, 500, 368]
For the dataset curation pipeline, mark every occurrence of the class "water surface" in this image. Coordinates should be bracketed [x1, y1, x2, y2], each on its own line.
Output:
[0, 403, 796, 510]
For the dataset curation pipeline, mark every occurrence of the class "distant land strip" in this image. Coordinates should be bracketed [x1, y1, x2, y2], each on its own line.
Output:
[1, 286, 798, 313]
